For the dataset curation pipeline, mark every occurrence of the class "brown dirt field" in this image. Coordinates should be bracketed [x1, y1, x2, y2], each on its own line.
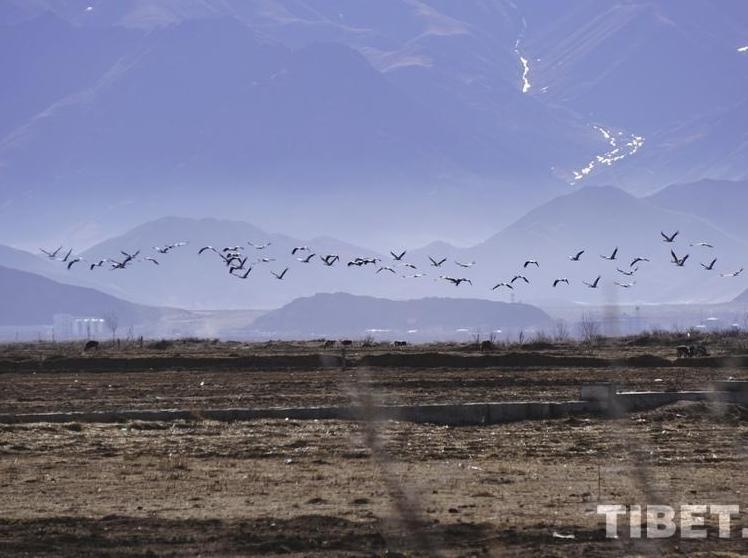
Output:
[1, 341, 747, 556]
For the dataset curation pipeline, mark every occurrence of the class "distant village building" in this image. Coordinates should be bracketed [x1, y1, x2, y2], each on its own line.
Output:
[53, 314, 106, 340]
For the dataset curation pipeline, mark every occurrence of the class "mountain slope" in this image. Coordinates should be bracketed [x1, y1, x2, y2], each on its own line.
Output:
[0, 265, 165, 326]
[250, 292, 552, 338]
[646, 179, 748, 240]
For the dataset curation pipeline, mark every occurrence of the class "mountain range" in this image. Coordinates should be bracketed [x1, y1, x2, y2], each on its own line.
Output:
[1, 1, 746, 250]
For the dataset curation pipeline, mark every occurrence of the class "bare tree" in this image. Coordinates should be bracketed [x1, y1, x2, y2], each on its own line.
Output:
[553, 319, 570, 342]
[103, 312, 119, 342]
[578, 312, 600, 344]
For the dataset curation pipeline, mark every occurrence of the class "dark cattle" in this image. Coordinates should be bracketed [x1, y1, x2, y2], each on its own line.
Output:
[692, 344, 709, 357]
[479, 340, 495, 352]
[322, 340, 336, 348]
[676, 345, 691, 358]
[83, 340, 100, 352]
[393, 341, 407, 347]
[340, 340, 353, 347]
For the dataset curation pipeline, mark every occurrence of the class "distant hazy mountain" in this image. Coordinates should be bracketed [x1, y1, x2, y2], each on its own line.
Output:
[2, 1, 745, 249]
[646, 179, 748, 240]
[250, 292, 552, 338]
[0, 265, 165, 326]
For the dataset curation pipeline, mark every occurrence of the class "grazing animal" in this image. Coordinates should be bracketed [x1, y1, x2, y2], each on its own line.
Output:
[676, 345, 691, 358]
[393, 340, 408, 347]
[83, 340, 100, 352]
[340, 339, 353, 347]
[322, 340, 336, 348]
[479, 340, 494, 352]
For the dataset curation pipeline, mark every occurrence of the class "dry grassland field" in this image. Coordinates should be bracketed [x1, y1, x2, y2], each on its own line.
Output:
[1, 337, 747, 556]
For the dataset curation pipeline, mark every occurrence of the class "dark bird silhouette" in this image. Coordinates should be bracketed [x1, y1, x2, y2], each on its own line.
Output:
[511, 275, 529, 284]
[429, 256, 447, 267]
[455, 260, 476, 268]
[401, 262, 417, 269]
[61, 248, 73, 262]
[600, 247, 618, 260]
[661, 230, 679, 243]
[553, 278, 569, 287]
[377, 266, 396, 274]
[145, 257, 160, 265]
[297, 253, 316, 263]
[291, 246, 310, 255]
[492, 282, 513, 290]
[701, 258, 717, 271]
[630, 257, 649, 267]
[390, 250, 407, 261]
[199, 246, 218, 255]
[248, 241, 271, 250]
[616, 267, 637, 276]
[670, 250, 689, 266]
[66, 257, 82, 270]
[569, 250, 584, 261]
[321, 254, 339, 266]
[272, 267, 289, 280]
[614, 281, 634, 288]
[523, 259, 539, 268]
[231, 266, 253, 279]
[442, 276, 472, 287]
[89, 259, 107, 271]
[690, 241, 714, 248]
[583, 275, 601, 288]
[41, 246, 63, 259]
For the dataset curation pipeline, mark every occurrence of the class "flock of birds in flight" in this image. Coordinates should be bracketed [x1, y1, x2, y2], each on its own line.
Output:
[40, 230, 744, 292]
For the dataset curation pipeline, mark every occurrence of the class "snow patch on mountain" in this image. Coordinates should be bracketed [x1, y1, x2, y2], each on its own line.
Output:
[570, 126, 645, 184]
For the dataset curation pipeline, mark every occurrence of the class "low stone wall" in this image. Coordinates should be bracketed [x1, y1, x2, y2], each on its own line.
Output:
[1, 385, 744, 426]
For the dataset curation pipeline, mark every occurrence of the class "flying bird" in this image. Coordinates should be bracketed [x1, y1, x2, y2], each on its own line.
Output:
[145, 257, 160, 265]
[569, 250, 585, 261]
[630, 257, 649, 267]
[511, 275, 529, 284]
[455, 260, 476, 268]
[583, 275, 601, 288]
[721, 267, 744, 278]
[690, 242, 713, 248]
[429, 256, 447, 267]
[248, 241, 271, 250]
[401, 262, 417, 269]
[271, 267, 289, 280]
[40, 246, 63, 259]
[614, 281, 634, 288]
[553, 278, 569, 287]
[61, 248, 73, 262]
[390, 250, 407, 261]
[377, 266, 396, 274]
[600, 247, 618, 260]
[701, 258, 717, 271]
[523, 259, 539, 268]
[661, 230, 679, 243]
[321, 254, 339, 266]
[297, 253, 316, 263]
[670, 250, 689, 267]
[492, 282, 513, 290]
[89, 259, 107, 270]
[442, 276, 472, 287]
[199, 246, 218, 255]
[291, 246, 310, 255]
[231, 266, 253, 279]
[66, 257, 82, 270]
[616, 267, 637, 276]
